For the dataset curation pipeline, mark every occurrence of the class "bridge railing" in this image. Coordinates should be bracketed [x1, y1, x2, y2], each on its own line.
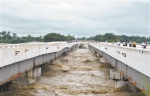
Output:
[90, 43, 150, 77]
[0, 42, 76, 67]
[100, 44, 150, 65]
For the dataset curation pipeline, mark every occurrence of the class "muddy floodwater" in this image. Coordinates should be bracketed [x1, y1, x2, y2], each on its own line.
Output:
[1, 49, 143, 96]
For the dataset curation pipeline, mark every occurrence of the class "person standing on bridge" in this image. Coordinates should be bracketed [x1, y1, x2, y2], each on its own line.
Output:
[116, 42, 120, 46]
[133, 41, 136, 47]
[123, 42, 127, 46]
[141, 40, 147, 49]
[129, 42, 132, 47]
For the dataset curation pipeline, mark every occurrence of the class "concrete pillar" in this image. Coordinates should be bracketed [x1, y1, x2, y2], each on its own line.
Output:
[27, 67, 41, 84]
[110, 68, 126, 88]
[27, 69, 35, 84]
[115, 81, 126, 88]
[34, 67, 41, 78]
[110, 69, 122, 80]
[99, 57, 107, 63]
[110, 68, 126, 80]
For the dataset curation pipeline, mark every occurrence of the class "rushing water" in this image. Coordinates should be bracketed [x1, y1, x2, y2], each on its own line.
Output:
[0, 49, 143, 96]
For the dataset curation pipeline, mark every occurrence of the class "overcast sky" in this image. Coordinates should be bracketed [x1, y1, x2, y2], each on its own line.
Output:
[0, 0, 149, 37]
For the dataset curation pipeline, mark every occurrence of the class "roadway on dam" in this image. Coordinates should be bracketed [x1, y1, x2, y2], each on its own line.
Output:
[1, 49, 143, 96]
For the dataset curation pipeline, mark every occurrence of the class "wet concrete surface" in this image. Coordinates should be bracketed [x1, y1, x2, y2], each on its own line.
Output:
[0, 49, 143, 96]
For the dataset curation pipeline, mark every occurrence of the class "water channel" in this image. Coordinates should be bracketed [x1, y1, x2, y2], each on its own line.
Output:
[0, 49, 143, 96]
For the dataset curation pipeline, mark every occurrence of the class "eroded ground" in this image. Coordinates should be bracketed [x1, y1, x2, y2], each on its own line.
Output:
[0, 49, 143, 96]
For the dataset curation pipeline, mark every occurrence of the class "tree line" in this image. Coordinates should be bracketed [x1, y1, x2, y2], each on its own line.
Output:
[0, 31, 75, 43]
[43, 33, 75, 42]
[84, 33, 149, 43]
[0, 31, 149, 44]
[0, 31, 43, 43]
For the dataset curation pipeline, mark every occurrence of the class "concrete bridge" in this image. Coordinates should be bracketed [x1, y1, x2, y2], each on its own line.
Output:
[89, 42, 150, 92]
[0, 42, 150, 93]
[0, 42, 78, 85]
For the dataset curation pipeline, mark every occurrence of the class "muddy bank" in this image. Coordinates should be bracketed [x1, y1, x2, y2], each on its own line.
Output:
[0, 49, 144, 96]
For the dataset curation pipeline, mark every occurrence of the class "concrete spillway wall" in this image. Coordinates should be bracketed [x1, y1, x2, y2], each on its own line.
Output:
[0, 43, 78, 86]
[89, 43, 150, 93]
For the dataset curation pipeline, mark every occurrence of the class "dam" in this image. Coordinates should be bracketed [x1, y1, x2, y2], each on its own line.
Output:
[0, 42, 149, 96]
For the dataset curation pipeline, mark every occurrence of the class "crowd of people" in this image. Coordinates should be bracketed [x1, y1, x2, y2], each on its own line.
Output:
[112, 40, 148, 49]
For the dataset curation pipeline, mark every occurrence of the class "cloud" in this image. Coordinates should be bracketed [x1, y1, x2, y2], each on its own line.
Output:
[0, 0, 149, 37]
